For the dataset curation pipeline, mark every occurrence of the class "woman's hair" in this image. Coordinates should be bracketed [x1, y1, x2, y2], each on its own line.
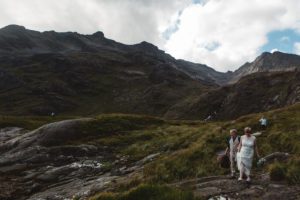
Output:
[230, 129, 237, 134]
[244, 127, 252, 133]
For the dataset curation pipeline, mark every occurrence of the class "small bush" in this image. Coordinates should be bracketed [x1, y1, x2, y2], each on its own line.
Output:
[268, 162, 286, 181]
[286, 159, 300, 184]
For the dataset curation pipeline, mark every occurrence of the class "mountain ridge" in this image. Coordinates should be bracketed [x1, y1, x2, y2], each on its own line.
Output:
[0, 25, 220, 117]
[230, 51, 300, 83]
[2, 25, 300, 85]
[0, 25, 228, 85]
[0, 25, 300, 119]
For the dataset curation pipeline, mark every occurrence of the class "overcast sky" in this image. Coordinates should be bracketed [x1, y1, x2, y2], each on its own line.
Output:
[1, 0, 300, 72]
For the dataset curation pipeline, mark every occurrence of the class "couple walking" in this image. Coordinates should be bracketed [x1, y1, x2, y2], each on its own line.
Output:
[225, 127, 260, 182]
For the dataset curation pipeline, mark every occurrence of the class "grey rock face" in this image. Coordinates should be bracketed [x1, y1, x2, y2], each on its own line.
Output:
[231, 51, 300, 83]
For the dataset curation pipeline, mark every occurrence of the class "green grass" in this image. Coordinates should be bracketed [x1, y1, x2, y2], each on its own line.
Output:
[268, 158, 300, 183]
[90, 184, 197, 200]
[70, 114, 164, 147]
[0, 115, 76, 130]
[0, 51, 209, 118]
[144, 103, 300, 183]
[285, 157, 300, 184]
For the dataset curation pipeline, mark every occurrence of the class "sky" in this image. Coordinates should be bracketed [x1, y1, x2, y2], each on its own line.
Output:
[1, 0, 300, 72]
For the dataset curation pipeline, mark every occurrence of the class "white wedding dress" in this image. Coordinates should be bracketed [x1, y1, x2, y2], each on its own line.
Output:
[237, 135, 256, 176]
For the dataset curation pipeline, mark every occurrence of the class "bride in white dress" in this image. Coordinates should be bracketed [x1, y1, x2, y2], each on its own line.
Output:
[237, 127, 260, 182]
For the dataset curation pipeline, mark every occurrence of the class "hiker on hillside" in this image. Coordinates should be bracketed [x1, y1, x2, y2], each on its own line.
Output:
[237, 127, 260, 182]
[225, 129, 240, 178]
[204, 115, 212, 122]
[259, 116, 267, 130]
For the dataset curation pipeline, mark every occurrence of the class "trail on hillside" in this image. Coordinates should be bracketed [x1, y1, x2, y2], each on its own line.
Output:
[170, 173, 300, 200]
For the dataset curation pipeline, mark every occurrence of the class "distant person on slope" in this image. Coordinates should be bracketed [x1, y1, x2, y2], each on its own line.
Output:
[259, 116, 267, 130]
[204, 115, 212, 122]
[225, 129, 240, 178]
[237, 127, 260, 182]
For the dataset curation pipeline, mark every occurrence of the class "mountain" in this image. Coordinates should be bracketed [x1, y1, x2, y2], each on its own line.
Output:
[0, 25, 124, 54]
[0, 25, 229, 84]
[174, 51, 300, 85]
[231, 51, 300, 83]
[165, 70, 300, 120]
[174, 60, 232, 85]
[175, 50, 300, 85]
[1, 25, 300, 119]
[0, 25, 222, 117]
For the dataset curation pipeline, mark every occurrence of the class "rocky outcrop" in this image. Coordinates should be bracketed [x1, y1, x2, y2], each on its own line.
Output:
[0, 118, 162, 200]
[231, 51, 300, 83]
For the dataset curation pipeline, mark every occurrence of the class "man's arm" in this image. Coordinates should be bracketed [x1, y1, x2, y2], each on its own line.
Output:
[225, 147, 229, 155]
[234, 136, 240, 150]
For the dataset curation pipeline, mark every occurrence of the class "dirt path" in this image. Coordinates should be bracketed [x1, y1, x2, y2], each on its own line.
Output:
[170, 173, 300, 199]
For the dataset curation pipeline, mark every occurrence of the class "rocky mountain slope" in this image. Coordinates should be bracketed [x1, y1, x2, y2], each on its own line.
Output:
[166, 71, 300, 120]
[0, 25, 221, 117]
[0, 104, 299, 200]
[0, 25, 229, 85]
[230, 51, 300, 83]
[1, 25, 300, 120]
[0, 50, 212, 117]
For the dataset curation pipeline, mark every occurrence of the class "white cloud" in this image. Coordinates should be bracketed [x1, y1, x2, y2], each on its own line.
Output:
[164, 0, 300, 71]
[294, 42, 300, 55]
[0, 0, 190, 47]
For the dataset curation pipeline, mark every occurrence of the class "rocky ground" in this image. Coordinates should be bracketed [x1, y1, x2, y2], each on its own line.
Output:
[171, 174, 300, 200]
[0, 119, 160, 200]
[0, 121, 113, 199]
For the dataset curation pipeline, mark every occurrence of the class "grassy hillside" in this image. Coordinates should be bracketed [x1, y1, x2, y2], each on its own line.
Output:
[88, 103, 300, 200]
[2, 52, 299, 121]
[0, 52, 212, 118]
[2, 103, 299, 199]
[0, 115, 77, 130]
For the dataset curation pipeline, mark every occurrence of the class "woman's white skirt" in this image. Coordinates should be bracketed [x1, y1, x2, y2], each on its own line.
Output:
[237, 150, 254, 176]
[237, 152, 241, 170]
